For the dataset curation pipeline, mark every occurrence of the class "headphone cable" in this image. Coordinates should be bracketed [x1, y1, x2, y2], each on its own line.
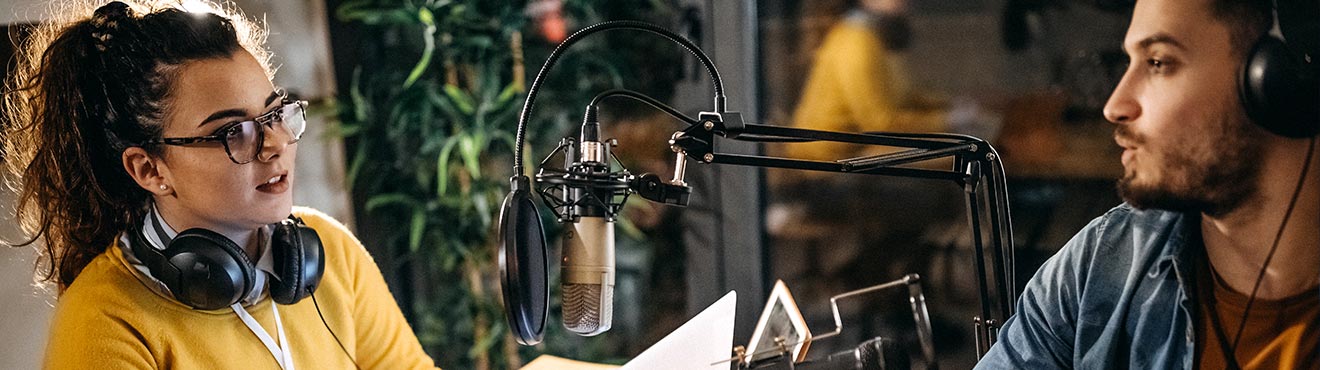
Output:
[311, 291, 362, 370]
[1227, 136, 1316, 362]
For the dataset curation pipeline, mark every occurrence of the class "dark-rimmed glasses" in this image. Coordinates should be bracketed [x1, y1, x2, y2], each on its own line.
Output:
[141, 100, 307, 164]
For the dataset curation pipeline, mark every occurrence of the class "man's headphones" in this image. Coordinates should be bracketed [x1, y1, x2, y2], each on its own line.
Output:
[1239, 0, 1319, 138]
[129, 216, 325, 310]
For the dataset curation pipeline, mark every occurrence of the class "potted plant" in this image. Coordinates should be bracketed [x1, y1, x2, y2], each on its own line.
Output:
[332, 0, 686, 368]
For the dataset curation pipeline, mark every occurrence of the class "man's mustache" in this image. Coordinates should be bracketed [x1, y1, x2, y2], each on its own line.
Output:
[1114, 126, 1146, 147]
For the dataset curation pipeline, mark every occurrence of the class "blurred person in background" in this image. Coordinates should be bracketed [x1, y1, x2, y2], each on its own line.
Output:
[783, 0, 998, 161]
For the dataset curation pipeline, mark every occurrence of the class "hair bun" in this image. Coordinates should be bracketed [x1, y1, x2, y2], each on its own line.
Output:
[90, 1, 135, 51]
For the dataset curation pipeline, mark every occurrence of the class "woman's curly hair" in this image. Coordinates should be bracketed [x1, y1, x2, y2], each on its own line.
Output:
[2, 0, 271, 293]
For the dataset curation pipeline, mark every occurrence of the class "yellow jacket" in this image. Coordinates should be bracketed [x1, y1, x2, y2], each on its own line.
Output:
[43, 207, 438, 369]
[787, 20, 947, 161]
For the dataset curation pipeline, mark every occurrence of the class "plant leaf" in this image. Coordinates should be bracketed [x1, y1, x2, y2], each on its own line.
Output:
[443, 84, 476, 115]
[436, 135, 460, 195]
[473, 191, 491, 229]
[468, 319, 503, 358]
[427, 88, 465, 124]
[458, 134, 481, 179]
[348, 68, 369, 123]
[409, 208, 427, 252]
[403, 8, 438, 89]
[331, 121, 365, 137]
[336, 2, 413, 25]
[345, 141, 369, 191]
[490, 131, 517, 153]
[493, 82, 519, 110]
[365, 193, 416, 212]
[441, 252, 458, 272]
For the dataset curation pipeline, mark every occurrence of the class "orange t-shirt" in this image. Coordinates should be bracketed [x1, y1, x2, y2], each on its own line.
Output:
[1197, 259, 1320, 369]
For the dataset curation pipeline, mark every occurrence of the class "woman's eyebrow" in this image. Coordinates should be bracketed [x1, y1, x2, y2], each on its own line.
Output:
[197, 90, 281, 127]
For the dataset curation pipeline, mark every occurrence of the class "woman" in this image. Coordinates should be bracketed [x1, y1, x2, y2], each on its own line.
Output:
[2, 1, 437, 368]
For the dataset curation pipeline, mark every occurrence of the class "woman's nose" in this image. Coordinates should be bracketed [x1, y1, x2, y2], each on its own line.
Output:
[256, 123, 295, 162]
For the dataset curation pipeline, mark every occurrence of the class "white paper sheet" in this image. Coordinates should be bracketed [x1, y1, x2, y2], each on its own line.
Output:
[521, 355, 620, 370]
[622, 290, 737, 370]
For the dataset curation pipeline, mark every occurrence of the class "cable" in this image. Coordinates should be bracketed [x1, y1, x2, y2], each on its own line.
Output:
[515, 20, 725, 177]
[1227, 136, 1316, 363]
[312, 292, 362, 370]
[585, 89, 698, 125]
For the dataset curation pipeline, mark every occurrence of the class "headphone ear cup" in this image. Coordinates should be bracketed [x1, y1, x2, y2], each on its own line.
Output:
[1240, 36, 1320, 138]
[165, 229, 256, 310]
[269, 218, 325, 305]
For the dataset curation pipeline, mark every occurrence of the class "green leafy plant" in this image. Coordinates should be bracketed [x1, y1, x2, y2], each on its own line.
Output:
[332, 0, 684, 368]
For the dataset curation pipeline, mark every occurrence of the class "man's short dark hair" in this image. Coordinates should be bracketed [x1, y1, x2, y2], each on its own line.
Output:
[1211, 0, 1273, 56]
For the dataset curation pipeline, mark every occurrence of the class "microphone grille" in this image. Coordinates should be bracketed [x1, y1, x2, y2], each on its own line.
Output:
[857, 338, 883, 370]
[857, 337, 908, 370]
[562, 282, 613, 335]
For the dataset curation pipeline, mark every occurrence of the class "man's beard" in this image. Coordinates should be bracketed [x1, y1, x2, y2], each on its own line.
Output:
[1116, 113, 1268, 217]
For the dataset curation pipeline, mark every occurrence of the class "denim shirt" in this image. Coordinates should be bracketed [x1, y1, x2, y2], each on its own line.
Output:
[976, 204, 1209, 369]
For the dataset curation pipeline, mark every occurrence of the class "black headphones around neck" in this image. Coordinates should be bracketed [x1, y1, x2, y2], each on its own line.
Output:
[129, 216, 325, 310]
[1239, 0, 1319, 138]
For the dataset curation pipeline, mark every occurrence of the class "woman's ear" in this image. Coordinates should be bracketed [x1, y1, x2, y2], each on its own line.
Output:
[122, 147, 172, 196]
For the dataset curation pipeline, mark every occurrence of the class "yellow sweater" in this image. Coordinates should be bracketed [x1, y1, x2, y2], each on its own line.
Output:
[43, 207, 438, 369]
[786, 21, 947, 161]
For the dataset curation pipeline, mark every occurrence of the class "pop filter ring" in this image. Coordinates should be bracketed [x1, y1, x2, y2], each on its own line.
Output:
[498, 175, 550, 345]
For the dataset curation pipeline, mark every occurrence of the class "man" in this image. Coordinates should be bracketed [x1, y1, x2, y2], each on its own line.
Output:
[975, 0, 1318, 368]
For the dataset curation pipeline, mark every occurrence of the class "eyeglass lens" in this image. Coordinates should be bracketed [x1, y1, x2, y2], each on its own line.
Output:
[226, 102, 307, 164]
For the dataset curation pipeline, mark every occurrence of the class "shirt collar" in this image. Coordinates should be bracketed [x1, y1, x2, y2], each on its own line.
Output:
[1151, 210, 1203, 270]
[1154, 210, 1204, 283]
[1157, 211, 1320, 310]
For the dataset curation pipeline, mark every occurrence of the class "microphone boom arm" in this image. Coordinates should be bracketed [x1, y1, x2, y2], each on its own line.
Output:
[667, 111, 1017, 359]
[553, 91, 1017, 358]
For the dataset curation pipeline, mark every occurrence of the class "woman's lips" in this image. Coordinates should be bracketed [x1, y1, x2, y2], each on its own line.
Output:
[256, 174, 290, 194]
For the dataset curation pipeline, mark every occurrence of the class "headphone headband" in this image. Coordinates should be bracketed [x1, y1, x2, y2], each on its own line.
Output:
[126, 222, 182, 288]
[1276, 0, 1319, 65]
[1239, 0, 1319, 138]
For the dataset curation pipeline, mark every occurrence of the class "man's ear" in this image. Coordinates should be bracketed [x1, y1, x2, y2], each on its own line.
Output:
[122, 147, 171, 196]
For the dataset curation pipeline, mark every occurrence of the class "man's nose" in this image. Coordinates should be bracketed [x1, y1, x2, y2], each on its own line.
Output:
[1103, 71, 1141, 125]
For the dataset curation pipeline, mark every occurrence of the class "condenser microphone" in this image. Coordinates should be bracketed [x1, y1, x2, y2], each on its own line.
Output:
[560, 120, 616, 336]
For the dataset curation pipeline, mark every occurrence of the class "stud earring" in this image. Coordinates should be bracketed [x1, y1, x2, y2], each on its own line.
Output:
[159, 184, 168, 191]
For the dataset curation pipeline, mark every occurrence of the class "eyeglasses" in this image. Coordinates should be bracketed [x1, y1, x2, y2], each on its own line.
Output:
[142, 100, 308, 164]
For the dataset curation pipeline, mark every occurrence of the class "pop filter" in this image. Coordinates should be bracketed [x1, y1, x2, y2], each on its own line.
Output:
[499, 175, 549, 345]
